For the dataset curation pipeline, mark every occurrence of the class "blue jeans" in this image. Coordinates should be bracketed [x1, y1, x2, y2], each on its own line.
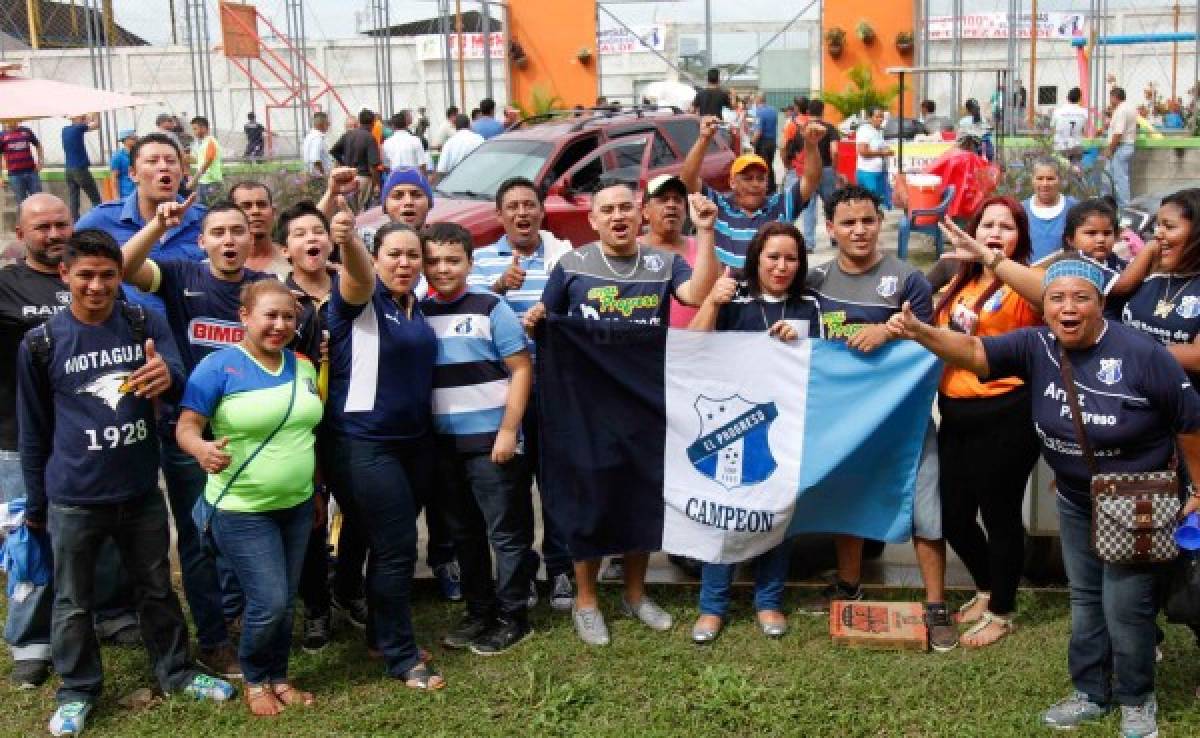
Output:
[698, 541, 792, 617]
[1107, 143, 1135, 207]
[522, 399, 572, 578]
[2, 453, 136, 662]
[322, 433, 431, 677]
[436, 445, 537, 618]
[160, 439, 234, 649]
[48, 492, 197, 705]
[1057, 492, 1159, 706]
[6, 170, 42, 203]
[212, 498, 313, 684]
[801, 166, 838, 251]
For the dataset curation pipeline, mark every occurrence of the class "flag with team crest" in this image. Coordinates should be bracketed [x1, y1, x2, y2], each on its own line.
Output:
[536, 316, 941, 564]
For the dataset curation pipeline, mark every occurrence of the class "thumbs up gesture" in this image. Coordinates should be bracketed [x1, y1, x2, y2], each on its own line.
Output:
[126, 338, 172, 399]
[885, 300, 924, 341]
[330, 196, 357, 246]
[154, 192, 197, 231]
[496, 252, 527, 293]
[705, 266, 738, 306]
[199, 436, 233, 474]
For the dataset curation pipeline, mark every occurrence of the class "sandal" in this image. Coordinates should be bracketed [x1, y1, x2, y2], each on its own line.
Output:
[271, 682, 315, 707]
[962, 611, 1015, 648]
[244, 684, 284, 717]
[954, 592, 991, 624]
[691, 614, 723, 644]
[400, 662, 446, 691]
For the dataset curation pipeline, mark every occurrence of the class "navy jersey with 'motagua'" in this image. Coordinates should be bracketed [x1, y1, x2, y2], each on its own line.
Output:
[16, 307, 185, 521]
[982, 322, 1200, 507]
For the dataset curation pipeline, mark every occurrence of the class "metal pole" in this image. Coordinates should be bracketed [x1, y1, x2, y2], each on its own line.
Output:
[183, 0, 200, 120]
[441, 0, 455, 111]
[1195, 0, 1199, 111]
[1029, 0, 1038, 128]
[704, 0, 712, 72]
[952, 0, 961, 114]
[1172, 1, 1180, 102]
[481, 0, 493, 102]
[455, 0, 467, 112]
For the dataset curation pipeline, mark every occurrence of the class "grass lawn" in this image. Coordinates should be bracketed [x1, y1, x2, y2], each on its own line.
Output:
[2, 583, 1199, 737]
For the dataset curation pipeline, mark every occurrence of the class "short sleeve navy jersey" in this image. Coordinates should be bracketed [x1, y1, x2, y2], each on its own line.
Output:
[152, 259, 273, 371]
[325, 277, 437, 441]
[806, 254, 934, 339]
[0, 263, 70, 450]
[1120, 272, 1200, 346]
[16, 307, 185, 520]
[982, 322, 1200, 507]
[541, 243, 691, 325]
[714, 293, 823, 338]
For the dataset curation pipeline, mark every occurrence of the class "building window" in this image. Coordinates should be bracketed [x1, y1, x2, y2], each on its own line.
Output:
[1037, 86, 1057, 106]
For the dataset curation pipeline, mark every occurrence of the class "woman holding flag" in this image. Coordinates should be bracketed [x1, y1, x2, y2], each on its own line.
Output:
[687, 221, 821, 642]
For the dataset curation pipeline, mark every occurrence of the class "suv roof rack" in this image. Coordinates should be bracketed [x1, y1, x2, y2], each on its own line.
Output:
[509, 104, 685, 132]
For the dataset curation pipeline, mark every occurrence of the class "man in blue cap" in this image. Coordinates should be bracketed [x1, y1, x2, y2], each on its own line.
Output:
[108, 130, 137, 199]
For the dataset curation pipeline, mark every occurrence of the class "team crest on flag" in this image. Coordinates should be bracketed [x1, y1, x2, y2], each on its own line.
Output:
[877, 276, 898, 298]
[1097, 358, 1123, 385]
[686, 395, 778, 490]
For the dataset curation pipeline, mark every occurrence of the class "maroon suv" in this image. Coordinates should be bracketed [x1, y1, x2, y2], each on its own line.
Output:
[356, 108, 736, 246]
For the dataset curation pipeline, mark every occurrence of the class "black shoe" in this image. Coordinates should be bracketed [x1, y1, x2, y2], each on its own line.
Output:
[795, 579, 863, 616]
[925, 602, 959, 653]
[442, 613, 493, 650]
[332, 595, 368, 630]
[10, 659, 50, 689]
[469, 617, 533, 656]
[302, 612, 332, 653]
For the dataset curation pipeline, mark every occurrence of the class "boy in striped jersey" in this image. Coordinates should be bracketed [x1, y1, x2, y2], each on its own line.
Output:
[421, 223, 537, 655]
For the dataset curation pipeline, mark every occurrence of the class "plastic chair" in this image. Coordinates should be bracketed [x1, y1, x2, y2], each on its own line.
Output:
[898, 185, 955, 261]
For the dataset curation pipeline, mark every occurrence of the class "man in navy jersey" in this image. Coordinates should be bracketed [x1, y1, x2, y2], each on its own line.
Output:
[76, 133, 207, 312]
[17, 230, 235, 736]
[797, 185, 957, 652]
[527, 182, 720, 645]
[118, 196, 273, 679]
[1, 195, 140, 689]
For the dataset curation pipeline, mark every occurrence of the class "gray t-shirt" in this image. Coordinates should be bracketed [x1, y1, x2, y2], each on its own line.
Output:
[805, 253, 934, 339]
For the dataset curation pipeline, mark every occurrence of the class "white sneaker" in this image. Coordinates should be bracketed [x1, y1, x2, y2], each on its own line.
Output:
[621, 596, 673, 631]
[571, 606, 610, 646]
[48, 702, 91, 736]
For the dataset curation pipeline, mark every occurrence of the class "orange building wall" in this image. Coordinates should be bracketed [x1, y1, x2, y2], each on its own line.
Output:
[821, 5, 917, 122]
[508, 0, 598, 109]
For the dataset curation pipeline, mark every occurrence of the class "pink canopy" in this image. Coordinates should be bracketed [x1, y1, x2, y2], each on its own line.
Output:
[0, 69, 155, 122]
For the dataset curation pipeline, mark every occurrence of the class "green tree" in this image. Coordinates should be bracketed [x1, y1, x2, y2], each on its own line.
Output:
[820, 64, 899, 118]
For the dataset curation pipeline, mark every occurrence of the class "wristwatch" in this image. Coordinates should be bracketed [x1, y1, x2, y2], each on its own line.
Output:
[987, 249, 1006, 270]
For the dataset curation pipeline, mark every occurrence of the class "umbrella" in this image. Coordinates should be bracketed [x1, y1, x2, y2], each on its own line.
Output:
[0, 66, 156, 122]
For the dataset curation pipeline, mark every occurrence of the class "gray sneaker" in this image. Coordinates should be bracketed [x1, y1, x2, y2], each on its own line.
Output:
[621, 596, 674, 631]
[549, 573, 574, 611]
[1120, 695, 1158, 738]
[1041, 691, 1110, 730]
[571, 606, 611, 646]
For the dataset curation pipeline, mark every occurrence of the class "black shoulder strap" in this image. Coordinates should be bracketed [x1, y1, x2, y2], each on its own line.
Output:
[120, 302, 147, 347]
[1058, 343, 1100, 478]
[26, 324, 52, 374]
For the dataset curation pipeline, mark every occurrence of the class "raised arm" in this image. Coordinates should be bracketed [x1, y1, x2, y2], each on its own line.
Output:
[885, 300, 990, 376]
[120, 193, 197, 292]
[681, 116, 720, 194]
[675, 194, 719, 307]
[941, 216, 1046, 308]
[330, 195, 374, 306]
[1110, 239, 1158, 297]
[316, 166, 359, 221]
[796, 121, 825, 206]
[688, 270, 736, 331]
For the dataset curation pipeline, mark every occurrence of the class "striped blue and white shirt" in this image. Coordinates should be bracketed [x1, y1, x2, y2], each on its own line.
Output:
[466, 231, 574, 319]
[422, 289, 528, 454]
[703, 183, 808, 269]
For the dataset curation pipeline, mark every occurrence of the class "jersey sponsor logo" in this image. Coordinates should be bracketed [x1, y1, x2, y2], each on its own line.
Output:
[642, 253, 665, 273]
[1097, 358, 1123, 386]
[686, 395, 779, 490]
[876, 276, 898, 298]
[1178, 296, 1200, 319]
[183, 289, 206, 298]
[21, 304, 68, 318]
[188, 317, 245, 348]
[821, 310, 865, 340]
[63, 344, 144, 375]
[584, 285, 660, 318]
[76, 370, 134, 412]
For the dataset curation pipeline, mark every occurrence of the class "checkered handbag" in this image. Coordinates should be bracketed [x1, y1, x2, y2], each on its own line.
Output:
[1059, 346, 1180, 564]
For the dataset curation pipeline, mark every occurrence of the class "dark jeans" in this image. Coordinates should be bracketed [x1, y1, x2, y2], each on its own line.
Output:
[436, 445, 537, 619]
[523, 397, 572, 578]
[298, 487, 330, 617]
[322, 433, 431, 677]
[937, 388, 1040, 615]
[160, 439, 234, 648]
[64, 167, 102, 221]
[48, 492, 197, 705]
[212, 498, 313, 684]
[6, 170, 42, 203]
[1057, 493, 1159, 706]
[754, 137, 778, 194]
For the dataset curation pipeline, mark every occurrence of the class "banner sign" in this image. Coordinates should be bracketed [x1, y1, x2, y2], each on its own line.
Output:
[928, 12, 1086, 41]
[597, 25, 666, 55]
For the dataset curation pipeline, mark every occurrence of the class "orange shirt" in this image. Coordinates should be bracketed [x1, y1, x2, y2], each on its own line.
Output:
[936, 277, 1041, 398]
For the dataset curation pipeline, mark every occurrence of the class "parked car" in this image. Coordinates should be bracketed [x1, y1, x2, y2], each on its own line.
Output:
[356, 107, 737, 247]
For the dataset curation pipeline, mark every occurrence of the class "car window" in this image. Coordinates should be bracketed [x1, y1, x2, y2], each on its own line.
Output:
[660, 119, 699, 153]
[565, 137, 649, 194]
[546, 135, 599, 188]
[436, 140, 554, 199]
[649, 133, 676, 168]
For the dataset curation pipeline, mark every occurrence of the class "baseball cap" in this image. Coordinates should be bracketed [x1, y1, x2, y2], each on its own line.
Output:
[645, 174, 687, 199]
[731, 154, 769, 176]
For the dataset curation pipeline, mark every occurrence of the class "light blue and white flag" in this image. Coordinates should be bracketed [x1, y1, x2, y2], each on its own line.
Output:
[538, 317, 941, 564]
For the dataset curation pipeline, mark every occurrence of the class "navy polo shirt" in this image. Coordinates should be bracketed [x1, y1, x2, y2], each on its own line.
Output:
[76, 189, 208, 312]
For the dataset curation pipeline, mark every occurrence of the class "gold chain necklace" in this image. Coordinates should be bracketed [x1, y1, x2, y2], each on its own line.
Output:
[1154, 275, 1196, 319]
